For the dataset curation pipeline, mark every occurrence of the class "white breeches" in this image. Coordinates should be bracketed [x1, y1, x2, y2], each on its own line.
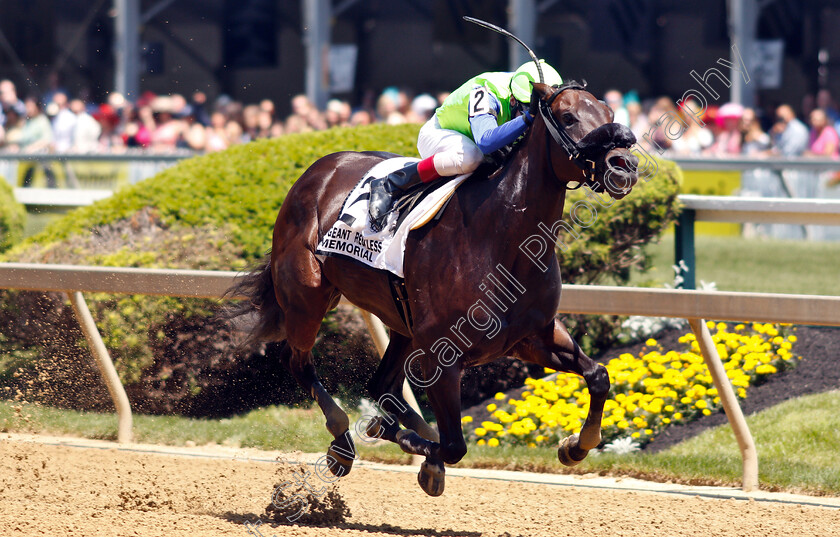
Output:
[417, 115, 484, 177]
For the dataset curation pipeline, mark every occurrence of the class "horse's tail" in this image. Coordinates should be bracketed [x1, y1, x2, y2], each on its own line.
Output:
[223, 254, 287, 347]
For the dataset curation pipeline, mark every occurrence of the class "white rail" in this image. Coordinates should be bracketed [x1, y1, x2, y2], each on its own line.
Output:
[680, 195, 840, 227]
[2, 263, 838, 490]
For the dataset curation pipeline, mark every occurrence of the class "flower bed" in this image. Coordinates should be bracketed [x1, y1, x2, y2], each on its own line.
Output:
[463, 322, 799, 448]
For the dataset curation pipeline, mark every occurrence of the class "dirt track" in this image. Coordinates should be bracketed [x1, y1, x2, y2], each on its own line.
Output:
[2, 436, 839, 537]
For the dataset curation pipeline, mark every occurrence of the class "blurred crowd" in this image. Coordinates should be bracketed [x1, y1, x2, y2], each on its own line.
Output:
[0, 75, 838, 160]
[614, 87, 840, 159]
[0, 79, 443, 155]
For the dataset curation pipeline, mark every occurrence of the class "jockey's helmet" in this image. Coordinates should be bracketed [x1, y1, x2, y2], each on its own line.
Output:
[510, 60, 562, 103]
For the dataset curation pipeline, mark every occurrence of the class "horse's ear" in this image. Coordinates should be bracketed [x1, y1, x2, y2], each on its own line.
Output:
[531, 82, 553, 101]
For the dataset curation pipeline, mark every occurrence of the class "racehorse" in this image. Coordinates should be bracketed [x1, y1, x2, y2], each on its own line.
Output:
[229, 81, 639, 496]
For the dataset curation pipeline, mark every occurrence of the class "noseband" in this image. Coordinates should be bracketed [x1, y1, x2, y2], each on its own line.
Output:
[538, 84, 636, 189]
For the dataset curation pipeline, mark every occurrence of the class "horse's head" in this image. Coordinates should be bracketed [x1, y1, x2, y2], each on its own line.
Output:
[533, 82, 638, 200]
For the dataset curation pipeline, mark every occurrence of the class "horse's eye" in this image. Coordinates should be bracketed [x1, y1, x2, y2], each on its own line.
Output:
[562, 113, 577, 125]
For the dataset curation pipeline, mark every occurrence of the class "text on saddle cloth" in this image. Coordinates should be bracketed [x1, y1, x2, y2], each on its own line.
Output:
[315, 157, 469, 278]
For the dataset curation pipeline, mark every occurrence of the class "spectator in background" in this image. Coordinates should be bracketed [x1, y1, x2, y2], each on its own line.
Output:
[242, 104, 261, 140]
[740, 107, 771, 155]
[93, 104, 124, 151]
[604, 89, 629, 127]
[0, 106, 24, 149]
[259, 98, 276, 118]
[408, 93, 438, 124]
[816, 89, 840, 136]
[170, 94, 192, 121]
[149, 96, 183, 152]
[19, 97, 54, 153]
[190, 91, 211, 126]
[123, 103, 153, 148]
[707, 102, 743, 155]
[0, 79, 24, 121]
[50, 91, 76, 152]
[325, 99, 351, 128]
[255, 109, 282, 139]
[18, 97, 57, 187]
[376, 88, 406, 125]
[69, 99, 101, 153]
[805, 108, 839, 159]
[205, 111, 230, 152]
[225, 118, 245, 147]
[350, 109, 373, 126]
[670, 97, 713, 155]
[771, 104, 809, 156]
[285, 94, 325, 133]
[641, 97, 678, 154]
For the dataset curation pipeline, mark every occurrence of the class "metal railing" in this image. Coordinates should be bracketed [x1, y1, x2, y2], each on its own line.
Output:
[675, 195, 840, 289]
[2, 262, 839, 490]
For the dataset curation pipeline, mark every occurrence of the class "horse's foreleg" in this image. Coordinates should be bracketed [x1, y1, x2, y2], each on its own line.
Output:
[513, 319, 610, 466]
[415, 363, 467, 496]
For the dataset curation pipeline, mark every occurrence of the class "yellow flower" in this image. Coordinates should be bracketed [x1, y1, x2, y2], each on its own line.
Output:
[645, 338, 658, 347]
[477, 439, 486, 446]
[488, 438, 500, 447]
[695, 399, 708, 409]
[788, 335, 798, 343]
[702, 409, 712, 416]
[474, 428, 487, 437]
[486, 403, 497, 412]
[494, 392, 507, 400]
[461, 416, 473, 424]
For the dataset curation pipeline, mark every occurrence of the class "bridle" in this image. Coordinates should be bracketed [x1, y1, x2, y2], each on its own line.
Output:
[537, 83, 635, 190]
[538, 83, 592, 189]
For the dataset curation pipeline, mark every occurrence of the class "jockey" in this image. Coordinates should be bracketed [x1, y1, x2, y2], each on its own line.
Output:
[369, 60, 563, 228]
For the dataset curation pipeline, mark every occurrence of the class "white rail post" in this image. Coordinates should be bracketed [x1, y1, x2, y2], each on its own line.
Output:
[67, 291, 134, 444]
[358, 310, 424, 417]
[688, 318, 758, 492]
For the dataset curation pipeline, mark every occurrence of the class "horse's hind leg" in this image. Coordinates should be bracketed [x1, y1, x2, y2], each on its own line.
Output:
[272, 256, 355, 477]
[512, 318, 610, 466]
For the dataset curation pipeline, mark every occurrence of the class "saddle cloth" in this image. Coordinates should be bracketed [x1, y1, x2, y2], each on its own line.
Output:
[315, 157, 468, 278]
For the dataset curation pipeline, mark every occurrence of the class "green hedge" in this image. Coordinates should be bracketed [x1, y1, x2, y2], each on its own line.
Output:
[0, 178, 25, 253]
[0, 124, 681, 415]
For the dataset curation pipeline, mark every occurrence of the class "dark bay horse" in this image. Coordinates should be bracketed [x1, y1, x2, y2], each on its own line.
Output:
[230, 81, 639, 496]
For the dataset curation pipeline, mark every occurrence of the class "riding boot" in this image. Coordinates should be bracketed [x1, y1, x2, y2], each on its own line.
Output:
[368, 162, 422, 229]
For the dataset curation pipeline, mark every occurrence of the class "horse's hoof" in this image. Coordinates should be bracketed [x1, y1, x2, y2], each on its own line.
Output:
[325, 432, 355, 478]
[365, 416, 384, 439]
[417, 458, 445, 497]
[557, 434, 588, 467]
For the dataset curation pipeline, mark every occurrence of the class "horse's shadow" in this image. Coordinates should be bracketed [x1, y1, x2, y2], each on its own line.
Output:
[221, 512, 483, 537]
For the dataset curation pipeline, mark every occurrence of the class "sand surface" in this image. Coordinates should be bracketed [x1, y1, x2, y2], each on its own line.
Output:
[2, 435, 838, 537]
